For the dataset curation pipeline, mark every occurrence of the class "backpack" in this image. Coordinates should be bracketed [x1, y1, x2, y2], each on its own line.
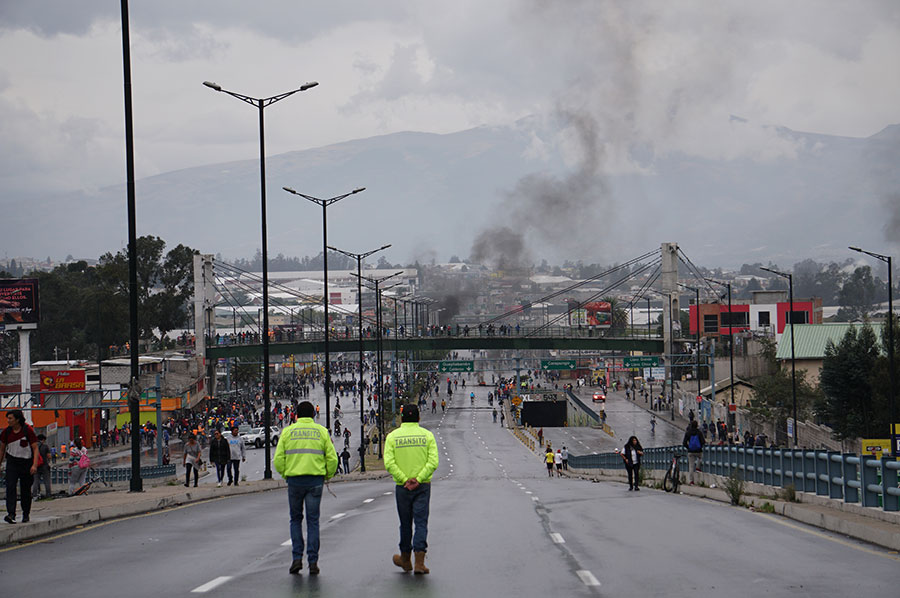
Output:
[78, 452, 91, 469]
[688, 433, 702, 452]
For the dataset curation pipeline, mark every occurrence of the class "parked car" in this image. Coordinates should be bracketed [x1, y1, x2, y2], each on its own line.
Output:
[241, 426, 280, 449]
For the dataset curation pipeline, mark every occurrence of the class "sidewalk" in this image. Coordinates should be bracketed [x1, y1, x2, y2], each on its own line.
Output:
[563, 465, 900, 552]
[1, 469, 389, 548]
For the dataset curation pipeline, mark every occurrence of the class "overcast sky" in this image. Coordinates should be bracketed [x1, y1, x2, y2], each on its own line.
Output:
[1, 1, 899, 260]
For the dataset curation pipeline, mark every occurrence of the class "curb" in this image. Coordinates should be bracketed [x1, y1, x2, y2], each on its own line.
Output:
[1, 470, 391, 548]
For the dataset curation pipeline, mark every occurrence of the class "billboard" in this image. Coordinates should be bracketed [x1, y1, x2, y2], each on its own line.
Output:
[566, 300, 611, 328]
[0, 278, 39, 326]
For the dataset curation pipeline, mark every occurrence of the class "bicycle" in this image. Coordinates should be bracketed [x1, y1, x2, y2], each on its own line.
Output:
[72, 468, 110, 496]
[663, 453, 682, 493]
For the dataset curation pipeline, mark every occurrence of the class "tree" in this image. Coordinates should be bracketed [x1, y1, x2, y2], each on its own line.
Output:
[817, 323, 881, 439]
[837, 266, 876, 321]
[747, 337, 820, 437]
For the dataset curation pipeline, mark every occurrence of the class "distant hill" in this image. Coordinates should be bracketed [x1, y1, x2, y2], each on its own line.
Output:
[6, 119, 899, 269]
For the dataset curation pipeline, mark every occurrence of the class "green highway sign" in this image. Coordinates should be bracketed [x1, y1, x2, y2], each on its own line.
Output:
[623, 355, 661, 368]
[541, 359, 576, 370]
[439, 360, 474, 373]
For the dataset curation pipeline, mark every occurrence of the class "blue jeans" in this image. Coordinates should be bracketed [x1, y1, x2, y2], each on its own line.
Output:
[395, 482, 430, 553]
[287, 476, 324, 562]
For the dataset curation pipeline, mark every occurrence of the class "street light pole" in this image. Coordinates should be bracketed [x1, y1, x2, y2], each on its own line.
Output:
[284, 186, 365, 433]
[204, 79, 317, 479]
[352, 271, 403, 459]
[329, 244, 391, 472]
[680, 283, 702, 411]
[120, 0, 142, 492]
[850, 246, 896, 457]
[707, 278, 735, 434]
[761, 267, 798, 447]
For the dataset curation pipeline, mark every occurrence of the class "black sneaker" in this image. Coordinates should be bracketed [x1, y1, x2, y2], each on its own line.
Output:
[308, 562, 320, 575]
[4, 515, 15, 524]
[227, 481, 233, 486]
[289, 559, 303, 574]
[21, 515, 30, 523]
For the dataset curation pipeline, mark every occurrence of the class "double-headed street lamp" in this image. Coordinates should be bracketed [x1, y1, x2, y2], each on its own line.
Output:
[849, 246, 896, 457]
[760, 267, 798, 447]
[706, 278, 735, 433]
[328, 243, 391, 472]
[283, 186, 365, 432]
[203, 79, 318, 479]
[352, 271, 404, 458]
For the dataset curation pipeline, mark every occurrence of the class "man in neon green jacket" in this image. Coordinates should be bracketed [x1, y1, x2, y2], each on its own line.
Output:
[384, 403, 439, 574]
[274, 401, 338, 576]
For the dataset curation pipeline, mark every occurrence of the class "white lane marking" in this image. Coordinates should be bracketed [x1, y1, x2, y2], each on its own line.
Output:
[576, 570, 601, 586]
[192, 577, 233, 593]
[532, 496, 539, 501]
[549, 532, 565, 544]
[330, 512, 346, 520]
[363, 498, 375, 503]
[281, 539, 292, 546]
[384, 491, 392, 496]
[525, 491, 532, 494]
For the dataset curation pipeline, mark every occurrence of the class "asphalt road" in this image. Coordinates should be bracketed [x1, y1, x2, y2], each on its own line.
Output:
[2, 384, 897, 596]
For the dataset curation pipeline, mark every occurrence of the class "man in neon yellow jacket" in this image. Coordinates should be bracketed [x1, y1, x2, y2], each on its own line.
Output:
[384, 403, 439, 574]
[274, 401, 338, 576]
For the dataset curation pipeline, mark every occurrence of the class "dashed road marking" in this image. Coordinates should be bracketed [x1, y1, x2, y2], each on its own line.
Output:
[192, 577, 233, 593]
[281, 539, 292, 546]
[331, 513, 346, 520]
[363, 498, 375, 503]
[384, 491, 392, 496]
[549, 532, 565, 544]
[531, 496, 539, 501]
[576, 570, 601, 587]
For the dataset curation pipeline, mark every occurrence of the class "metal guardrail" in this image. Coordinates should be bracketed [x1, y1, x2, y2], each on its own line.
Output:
[0, 465, 177, 486]
[569, 445, 900, 512]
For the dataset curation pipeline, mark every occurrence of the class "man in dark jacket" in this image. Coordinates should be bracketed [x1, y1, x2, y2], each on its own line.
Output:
[209, 429, 230, 487]
[682, 420, 705, 485]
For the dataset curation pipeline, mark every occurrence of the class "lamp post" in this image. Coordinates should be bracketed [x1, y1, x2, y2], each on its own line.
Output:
[203, 78, 317, 479]
[849, 246, 896, 457]
[353, 271, 403, 458]
[679, 283, 702, 409]
[283, 186, 365, 433]
[328, 244, 391, 472]
[120, 0, 142, 492]
[707, 278, 735, 433]
[760, 267, 797, 447]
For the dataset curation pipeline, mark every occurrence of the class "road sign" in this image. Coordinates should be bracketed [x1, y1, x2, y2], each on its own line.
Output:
[511, 396, 522, 406]
[438, 360, 474, 373]
[787, 417, 794, 438]
[623, 355, 660, 368]
[541, 359, 576, 370]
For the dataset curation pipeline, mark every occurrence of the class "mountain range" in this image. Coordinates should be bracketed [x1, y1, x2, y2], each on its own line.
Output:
[6, 118, 899, 270]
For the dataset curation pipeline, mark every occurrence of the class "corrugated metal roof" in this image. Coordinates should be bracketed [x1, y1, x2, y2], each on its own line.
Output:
[776, 323, 885, 360]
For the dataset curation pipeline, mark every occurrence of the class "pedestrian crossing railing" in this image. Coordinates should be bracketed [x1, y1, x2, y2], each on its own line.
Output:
[48, 465, 177, 484]
[512, 426, 536, 452]
[569, 445, 900, 513]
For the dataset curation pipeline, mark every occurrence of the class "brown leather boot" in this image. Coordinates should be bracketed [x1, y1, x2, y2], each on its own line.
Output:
[392, 552, 412, 572]
[413, 551, 429, 574]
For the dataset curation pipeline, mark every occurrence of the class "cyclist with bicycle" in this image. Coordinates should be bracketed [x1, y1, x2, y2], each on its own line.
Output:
[682, 420, 706, 485]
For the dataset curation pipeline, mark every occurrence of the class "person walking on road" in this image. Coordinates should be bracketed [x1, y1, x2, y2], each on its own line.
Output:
[682, 420, 706, 485]
[554, 449, 563, 476]
[67, 437, 89, 496]
[622, 436, 644, 491]
[226, 426, 246, 486]
[340, 447, 351, 475]
[183, 434, 201, 487]
[209, 429, 230, 487]
[384, 404, 439, 575]
[32, 433, 52, 499]
[545, 448, 555, 477]
[1, 409, 38, 523]
[561, 446, 568, 471]
[274, 401, 338, 576]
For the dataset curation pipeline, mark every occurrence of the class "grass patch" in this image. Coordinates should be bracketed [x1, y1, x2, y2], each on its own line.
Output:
[758, 501, 776, 514]
[724, 470, 745, 506]
[779, 484, 798, 503]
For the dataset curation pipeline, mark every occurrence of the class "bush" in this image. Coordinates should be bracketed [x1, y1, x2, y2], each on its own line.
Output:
[779, 484, 798, 502]
[758, 501, 776, 514]
[724, 470, 745, 505]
